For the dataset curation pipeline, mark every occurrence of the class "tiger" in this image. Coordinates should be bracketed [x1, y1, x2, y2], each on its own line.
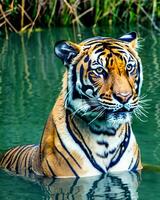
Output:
[0, 32, 143, 177]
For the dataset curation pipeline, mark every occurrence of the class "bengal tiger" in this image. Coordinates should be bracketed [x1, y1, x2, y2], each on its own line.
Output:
[0, 32, 143, 177]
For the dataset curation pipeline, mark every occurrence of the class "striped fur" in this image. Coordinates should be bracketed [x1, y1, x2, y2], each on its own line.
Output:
[0, 32, 143, 177]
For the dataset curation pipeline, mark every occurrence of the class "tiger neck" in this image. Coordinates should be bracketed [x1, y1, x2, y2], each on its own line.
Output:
[66, 108, 131, 146]
[65, 109, 133, 171]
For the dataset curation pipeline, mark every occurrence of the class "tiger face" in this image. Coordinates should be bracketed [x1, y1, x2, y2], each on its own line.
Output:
[55, 32, 143, 134]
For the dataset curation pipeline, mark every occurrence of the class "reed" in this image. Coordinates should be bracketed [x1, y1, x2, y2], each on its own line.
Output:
[0, 0, 159, 34]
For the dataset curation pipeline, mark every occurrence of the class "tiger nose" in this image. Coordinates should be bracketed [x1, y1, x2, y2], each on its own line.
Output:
[113, 92, 132, 103]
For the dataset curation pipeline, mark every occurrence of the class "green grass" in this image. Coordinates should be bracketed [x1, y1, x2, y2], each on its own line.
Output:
[0, 0, 159, 34]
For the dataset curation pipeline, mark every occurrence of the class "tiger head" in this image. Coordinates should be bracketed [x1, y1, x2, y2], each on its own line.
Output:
[55, 32, 143, 134]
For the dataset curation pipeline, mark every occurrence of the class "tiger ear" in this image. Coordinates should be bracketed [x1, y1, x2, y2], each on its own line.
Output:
[54, 41, 80, 66]
[119, 32, 138, 49]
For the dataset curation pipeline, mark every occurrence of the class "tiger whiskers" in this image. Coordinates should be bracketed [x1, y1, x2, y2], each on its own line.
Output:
[134, 108, 147, 122]
[71, 103, 90, 120]
[133, 95, 152, 122]
[138, 94, 152, 106]
[70, 99, 99, 119]
[88, 107, 105, 125]
[138, 99, 152, 108]
[64, 88, 72, 104]
[81, 105, 102, 117]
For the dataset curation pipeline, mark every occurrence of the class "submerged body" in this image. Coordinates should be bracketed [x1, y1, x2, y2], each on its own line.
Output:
[0, 32, 143, 177]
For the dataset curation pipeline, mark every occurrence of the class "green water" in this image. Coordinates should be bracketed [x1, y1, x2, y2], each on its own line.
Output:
[0, 27, 160, 199]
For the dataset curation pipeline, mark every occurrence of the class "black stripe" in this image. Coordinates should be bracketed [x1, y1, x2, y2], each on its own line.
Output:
[71, 118, 91, 156]
[96, 152, 108, 158]
[14, 145, 31, 173]
[71, 64, 77, 86]
[93, 44, 104, 50]
[68, 63, 79, 103]
[95, 47, 104, 54]
[107, 124, 131, 170]
[55, 147, 79, 177]
[0, 146, 20, 165]
[24, 145, 34, 175]
[114, 42, 125, 47]
[136, 62, 141, 93]
[28, 145, 37, 175]
[79, 64, 85, 86]
[97, 52, 105, 64]
[66, 111, 105, 173]
[131, 150, 141, 171]
[5, 146, 24, 169]
[19, 146, 33, 173]
[46, 158, 56, 176]
[84, 55, 90, 62]
[56, 131, 81, 168]
[107, 45, 123, 50]
[109, 148, 116, 154]
[79, 64, 94, 98]
[97, 141, 109, 148]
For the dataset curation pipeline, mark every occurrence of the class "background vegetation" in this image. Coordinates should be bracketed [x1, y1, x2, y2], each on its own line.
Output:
[0, 0, 160, 34]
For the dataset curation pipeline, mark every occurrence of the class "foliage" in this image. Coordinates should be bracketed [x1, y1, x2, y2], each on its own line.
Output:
[0, 0, 159, 34]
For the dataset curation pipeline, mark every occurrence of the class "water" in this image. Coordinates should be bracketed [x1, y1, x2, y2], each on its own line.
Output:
[0, 27, 160, 199]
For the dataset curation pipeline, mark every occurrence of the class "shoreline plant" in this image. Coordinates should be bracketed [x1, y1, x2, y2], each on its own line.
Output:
[0, 0, 159, 34]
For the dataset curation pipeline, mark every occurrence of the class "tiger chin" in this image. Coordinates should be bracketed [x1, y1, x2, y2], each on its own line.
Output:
[0, 32, 143, 178]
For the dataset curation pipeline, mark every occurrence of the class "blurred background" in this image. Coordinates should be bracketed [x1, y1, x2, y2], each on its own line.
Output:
[0, 0, 159, 35]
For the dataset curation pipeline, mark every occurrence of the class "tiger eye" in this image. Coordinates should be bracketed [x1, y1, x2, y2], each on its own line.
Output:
[96, 67, 104, 74]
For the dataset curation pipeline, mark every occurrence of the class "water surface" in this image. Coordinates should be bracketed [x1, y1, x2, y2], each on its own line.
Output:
[0, 27, 160, 199]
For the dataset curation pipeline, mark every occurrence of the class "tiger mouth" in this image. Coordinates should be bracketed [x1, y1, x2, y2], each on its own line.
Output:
[85, 106, 133, 120]
[113, 107, 134, 113]
[89, 105, 135, 114]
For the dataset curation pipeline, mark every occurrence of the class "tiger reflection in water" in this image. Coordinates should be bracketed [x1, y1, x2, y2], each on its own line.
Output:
[40, 171, 140, 200]
[0, 170, 140, 199]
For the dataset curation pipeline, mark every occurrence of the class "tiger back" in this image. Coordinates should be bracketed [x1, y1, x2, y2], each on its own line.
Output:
[0, 32, 143, 177]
